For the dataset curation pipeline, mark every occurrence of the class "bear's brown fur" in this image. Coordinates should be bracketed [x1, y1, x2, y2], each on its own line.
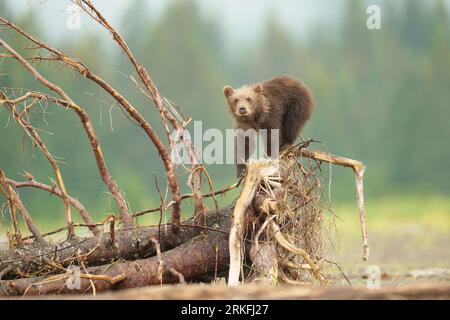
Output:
[223, 75, 314, 177]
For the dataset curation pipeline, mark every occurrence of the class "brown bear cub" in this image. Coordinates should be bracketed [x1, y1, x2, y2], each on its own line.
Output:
[223, 75, 314, 177]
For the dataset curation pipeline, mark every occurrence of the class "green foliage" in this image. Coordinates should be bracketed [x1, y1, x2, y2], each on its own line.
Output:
[1, 0, 449, 226]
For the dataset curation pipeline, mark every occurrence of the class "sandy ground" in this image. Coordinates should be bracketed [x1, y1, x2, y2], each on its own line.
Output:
[332, 221, 450, 288]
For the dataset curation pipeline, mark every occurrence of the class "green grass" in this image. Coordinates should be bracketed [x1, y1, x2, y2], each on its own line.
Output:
[327, 194, 450, 272]
[333, 194, 450, 237]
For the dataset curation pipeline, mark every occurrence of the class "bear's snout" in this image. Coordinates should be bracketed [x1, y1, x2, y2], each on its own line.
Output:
[238, 106, 247, 114]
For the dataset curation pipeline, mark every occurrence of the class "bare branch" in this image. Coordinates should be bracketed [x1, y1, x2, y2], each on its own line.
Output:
[0, 89, 74, 237]
[298, 148, 368, 260]
[0, 170, 45, 243]
[132, 178, 243, 218]
[0, 92, 132, 230]
[0, 176, 22, 246]
[74, 1, 188, 232]
[298, 149, 365, 173]
[0, 16, 181, 233]
[6, 177, 100, 236]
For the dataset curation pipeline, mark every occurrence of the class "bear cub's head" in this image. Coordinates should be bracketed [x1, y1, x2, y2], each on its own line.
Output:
[223, 84, 264, 122]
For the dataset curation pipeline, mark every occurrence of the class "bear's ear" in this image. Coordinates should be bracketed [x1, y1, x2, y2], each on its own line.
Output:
[223, 85, 234, 98]
[254, 84, 262, 94]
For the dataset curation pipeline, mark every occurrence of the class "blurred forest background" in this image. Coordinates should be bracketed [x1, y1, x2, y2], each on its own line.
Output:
[0, 0, 449, 254]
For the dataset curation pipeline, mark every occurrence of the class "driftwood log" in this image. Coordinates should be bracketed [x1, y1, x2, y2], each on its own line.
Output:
[0, 144, 367, 296]
[0, 206, 234, 296]
[0, 206, 232, 278]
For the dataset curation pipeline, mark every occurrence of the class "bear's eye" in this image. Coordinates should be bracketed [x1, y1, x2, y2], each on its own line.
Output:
[246, 97, 251, 102]
[234, 98, 239, 103]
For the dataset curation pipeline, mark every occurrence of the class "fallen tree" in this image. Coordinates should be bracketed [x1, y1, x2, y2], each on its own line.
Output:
[0, 144, 366, 296]
[0, 205, 234, 280]
[0, 1, 367, 297]
[0, 210, 232, 296]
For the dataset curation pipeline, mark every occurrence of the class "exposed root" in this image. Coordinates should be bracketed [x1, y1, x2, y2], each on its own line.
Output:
[228, 159, 279, 286]
[271, 221, 325, 283]
[227, 142, 367, 286]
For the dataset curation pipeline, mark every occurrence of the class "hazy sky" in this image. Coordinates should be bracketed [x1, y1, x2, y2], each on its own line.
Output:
[4, 0, 345, 42]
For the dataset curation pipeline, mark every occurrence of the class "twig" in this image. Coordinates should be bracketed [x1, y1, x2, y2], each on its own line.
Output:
[0, 87, 131, 229]
[20, 223, 102, 241]
[352, 167, 369, 261]
[298, 148, 369, 260]
[201, 165, 219, 213]
[153, 175, 164, 241]
[79, 257, 96, 295]
[179, 130, 204, 219]
[0, 90, 74, 237]
[6, 177, 99, 235]
[132, 178, 243, 217]
[0, 170, 45, 243]
[150, 238, 163, 285]
[0, 22, 137, 228]
[22, 271, 125, 297]
[0, 180, 22, 245]
[78, 273, 125, 284]
[298, 149, 365, 172]
[279, 259, 312, 270]
[324, 259, 352, 286]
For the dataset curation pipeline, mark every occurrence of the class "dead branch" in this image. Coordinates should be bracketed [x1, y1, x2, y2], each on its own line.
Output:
[355, 167, 368, 260]
[76, 0, 210, 231]
[0, 177, 22, 246]
[298, 148, 369, 260]
[0, 91, 75, 237]
[71, 1, 184, 233]
[0, 171, 45, 244]
[4, 176, 99, 236]
[75, 1, 178, 126]
[133, 178, 242, 217]
[0, 16, 181, 233]
[0, 75, 131, 230]
[298, 149, 364, 172]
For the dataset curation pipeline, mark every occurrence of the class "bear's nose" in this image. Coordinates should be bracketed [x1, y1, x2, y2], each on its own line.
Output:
[239, 107, 247, 114]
